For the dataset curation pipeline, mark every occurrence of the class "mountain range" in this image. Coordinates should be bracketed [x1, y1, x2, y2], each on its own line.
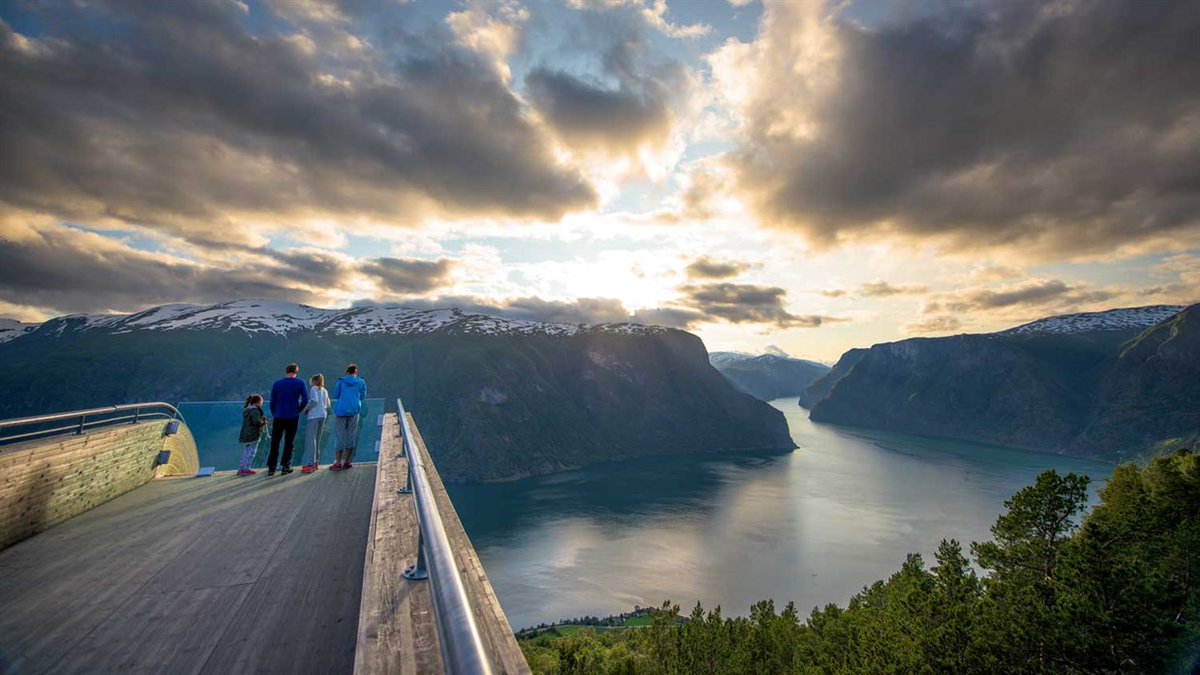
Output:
[709, 351, 830, 401]
[801, 305, 1199, 462]
[0, 300, 795, 481]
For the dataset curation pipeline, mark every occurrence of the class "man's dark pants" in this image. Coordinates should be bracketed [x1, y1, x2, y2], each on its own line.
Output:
[268, 418, 299, 470]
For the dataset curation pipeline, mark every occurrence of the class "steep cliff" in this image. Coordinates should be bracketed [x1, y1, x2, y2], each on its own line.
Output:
[0, 300, 795, 481]
[804, 305, 1195, 461]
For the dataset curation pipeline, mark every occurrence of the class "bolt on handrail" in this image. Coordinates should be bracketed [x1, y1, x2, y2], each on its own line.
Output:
[0, 402, 183, 445]
[395, 397, 494, 675]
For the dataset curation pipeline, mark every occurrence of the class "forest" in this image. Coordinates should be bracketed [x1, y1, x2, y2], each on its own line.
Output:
[521, 450, 1200, 674]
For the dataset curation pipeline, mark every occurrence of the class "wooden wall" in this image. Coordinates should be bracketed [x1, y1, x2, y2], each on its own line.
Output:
[0, 420, 200, 550]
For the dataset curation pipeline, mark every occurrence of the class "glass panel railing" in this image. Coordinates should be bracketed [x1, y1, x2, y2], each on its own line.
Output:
[177, 399, 385, 471]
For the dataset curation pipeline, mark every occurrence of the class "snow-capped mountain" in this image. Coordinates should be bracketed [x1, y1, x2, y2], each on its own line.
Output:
[16, 299, 667, 340]
[999, 305, 1185, 336]
[804, 303, 1198, 463]
[0, 299, 792, 482]
[709, 351, 755, 368]
[709, 350, 831, 401]
[0, 318, 35, 344]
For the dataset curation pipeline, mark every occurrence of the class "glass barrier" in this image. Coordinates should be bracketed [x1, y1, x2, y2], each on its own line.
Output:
[177, 399, 385, 471]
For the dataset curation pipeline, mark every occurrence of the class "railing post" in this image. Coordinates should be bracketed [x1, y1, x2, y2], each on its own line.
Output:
[403, 530, 429, 580]
[397, 412, 413, 495]
[133, 407, 140, 424]
[77, 414, 86, 435]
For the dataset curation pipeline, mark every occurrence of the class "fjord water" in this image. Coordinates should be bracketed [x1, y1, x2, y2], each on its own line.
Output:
[448, 399, 1115, 630]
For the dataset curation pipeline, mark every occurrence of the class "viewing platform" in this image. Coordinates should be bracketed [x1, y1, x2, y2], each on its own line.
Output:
[0, 403, 528, 674]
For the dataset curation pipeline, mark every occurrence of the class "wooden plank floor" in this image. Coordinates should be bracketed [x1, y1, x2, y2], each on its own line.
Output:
[0, 464, 376, 675]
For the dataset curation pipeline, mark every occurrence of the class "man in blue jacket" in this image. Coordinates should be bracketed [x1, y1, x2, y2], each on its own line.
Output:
[330, 363, 367, 471]
[268, 363, 309, 476]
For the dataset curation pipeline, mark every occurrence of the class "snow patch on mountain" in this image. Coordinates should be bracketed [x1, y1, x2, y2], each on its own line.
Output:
[0, 318, 35, 343]
[999, 305, 1185, 336]
[709, 351, 755, 368]
[17, 300, 669, 338]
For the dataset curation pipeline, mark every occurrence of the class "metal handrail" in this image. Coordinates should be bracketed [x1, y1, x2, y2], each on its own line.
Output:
[395, 398, 493, 675]
[0, 402, 183, 445]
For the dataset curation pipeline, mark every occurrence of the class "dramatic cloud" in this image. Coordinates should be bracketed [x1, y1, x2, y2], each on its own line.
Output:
[676, 282, 843, 328]
[0, 0, 594, 248]
[685, 257, 752, 280]
[524, 6, 692, 169]
[714, 0, 1200, 257]
[0, 215, 454, 316]
[360, 258, 456, 294]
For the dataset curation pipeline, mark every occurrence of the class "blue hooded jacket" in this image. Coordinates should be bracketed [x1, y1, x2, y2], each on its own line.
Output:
[332, 375, 367, 417]
[270, 376, 309, 421]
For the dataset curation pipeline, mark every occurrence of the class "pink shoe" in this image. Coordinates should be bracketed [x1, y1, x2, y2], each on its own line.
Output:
[342, 462, 353, 470]
[330, 462, 343, 471]
[237, 469, 257, 476]
[300, 464, 318, 474]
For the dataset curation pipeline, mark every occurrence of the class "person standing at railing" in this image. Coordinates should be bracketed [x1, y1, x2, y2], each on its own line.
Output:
[236, 394, 267, 476]
[301, 373, 330, 474]
[330, 364, 366, 471]
[268, 363, 308, 476]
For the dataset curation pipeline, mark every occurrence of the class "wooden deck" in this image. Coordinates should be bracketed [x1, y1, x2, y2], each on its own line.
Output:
[0, 463, 376, 674]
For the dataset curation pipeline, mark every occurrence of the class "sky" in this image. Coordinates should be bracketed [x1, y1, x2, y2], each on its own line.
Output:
[0, 0, 1197, 362]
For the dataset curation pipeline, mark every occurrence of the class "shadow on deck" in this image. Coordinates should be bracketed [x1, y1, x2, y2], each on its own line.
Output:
[0, 464, 376, 674]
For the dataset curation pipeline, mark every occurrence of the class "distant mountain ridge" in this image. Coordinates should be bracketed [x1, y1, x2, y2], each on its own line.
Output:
[8, 299, 668, 340]
[802, 304, 1199, 462]
[710, 351, 831, 401]
[998, 305, 1185, 336]
[0, 300, 794, 482]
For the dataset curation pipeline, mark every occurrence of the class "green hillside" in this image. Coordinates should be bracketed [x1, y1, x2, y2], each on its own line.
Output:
[521, 449, 1200, 673]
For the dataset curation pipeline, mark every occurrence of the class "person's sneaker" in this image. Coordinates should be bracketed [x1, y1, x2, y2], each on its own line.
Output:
[236, 469, 255, 476]
[300, 464, 317, 474]
[330, 462, 343, 472]
[267, 468, 276, 476]
[281, 466, 294, 474]
[342, 462, 353, 470]
[244, 469, 257, 476]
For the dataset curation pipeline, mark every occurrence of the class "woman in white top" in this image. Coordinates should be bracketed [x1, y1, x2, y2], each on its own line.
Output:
[301, 373, 331, 473]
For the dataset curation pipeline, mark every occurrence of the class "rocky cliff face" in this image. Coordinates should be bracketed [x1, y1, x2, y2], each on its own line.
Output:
[802, 305, 1196, 461]
[0, 300, 795, 481]
[710, 352, 830, 401]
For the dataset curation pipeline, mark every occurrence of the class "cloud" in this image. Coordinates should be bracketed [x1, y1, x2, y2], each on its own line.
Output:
[360, 258, 456, 294]
[685, 257, 751, 279]
[523, 7, 693, 171]
[926, 280, 1115, 314]
[857, 281, 928, 297]
[0, 1, 595, 250]
[817, 281, 927, 297]
[713, 0, 1200, 258]
[0, 214, 456, 317]
[526, 66, 673, 152]
[676, 282, 845, 328]
[904, 315, 962, 335]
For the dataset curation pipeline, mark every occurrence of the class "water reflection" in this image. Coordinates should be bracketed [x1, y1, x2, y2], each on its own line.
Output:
[449, 400, 1114, 629]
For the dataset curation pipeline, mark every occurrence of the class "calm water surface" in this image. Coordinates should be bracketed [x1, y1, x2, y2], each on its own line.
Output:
[448, 399, 1114, 630]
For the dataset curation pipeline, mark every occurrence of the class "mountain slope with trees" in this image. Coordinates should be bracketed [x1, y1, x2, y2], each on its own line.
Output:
[709, 352, 830, 401]
[0, 300, 795, 482]
[521, 450, 1200, 673]
[800, 305, 1197, 462]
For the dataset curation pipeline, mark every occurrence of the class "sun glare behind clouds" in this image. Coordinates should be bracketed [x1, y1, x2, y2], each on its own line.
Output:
[0, 0, 1196, 361]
